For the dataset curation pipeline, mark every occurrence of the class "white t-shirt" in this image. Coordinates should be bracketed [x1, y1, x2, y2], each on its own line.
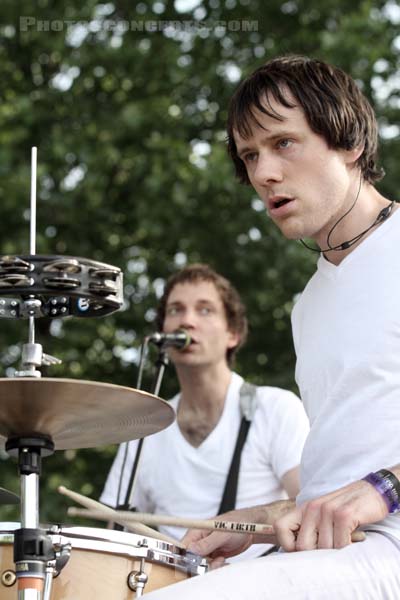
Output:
[292, 208, 400, 538]
[101, 372, 309, 560]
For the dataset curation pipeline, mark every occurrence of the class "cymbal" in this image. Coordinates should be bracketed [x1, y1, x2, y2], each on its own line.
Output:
[0, 487, 19, 504]
[0, 378, 175, 451]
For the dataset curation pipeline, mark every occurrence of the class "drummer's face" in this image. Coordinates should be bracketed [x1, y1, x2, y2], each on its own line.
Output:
[163, 280, 239, 367]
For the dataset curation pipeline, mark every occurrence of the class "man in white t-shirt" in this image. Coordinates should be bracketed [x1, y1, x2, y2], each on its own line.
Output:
[144, 58, 400, 599]
[101, 263, 309, 559]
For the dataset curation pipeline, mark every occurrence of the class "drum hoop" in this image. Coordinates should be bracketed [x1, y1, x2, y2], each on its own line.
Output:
[0, 524, 208, 576]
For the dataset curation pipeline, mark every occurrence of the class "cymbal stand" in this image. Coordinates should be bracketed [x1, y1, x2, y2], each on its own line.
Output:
[5, 148, 66, 600]
[6, 435, 56, 600]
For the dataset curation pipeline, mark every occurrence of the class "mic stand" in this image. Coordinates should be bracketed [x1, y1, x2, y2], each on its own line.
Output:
[150, 347, 169, 396]
[117, 344, 169, 515]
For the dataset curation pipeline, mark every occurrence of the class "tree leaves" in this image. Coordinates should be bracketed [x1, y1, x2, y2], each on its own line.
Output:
[0, 0, 398, 522]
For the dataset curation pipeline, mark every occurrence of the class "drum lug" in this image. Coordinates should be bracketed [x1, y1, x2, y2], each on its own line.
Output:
[127, 558, 148, 597]
[52, 539, 72, 577]
[1, 569, 16, 587]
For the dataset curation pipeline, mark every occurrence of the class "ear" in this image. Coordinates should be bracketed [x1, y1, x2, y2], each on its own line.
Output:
[343, 144, 364, 167]
[226, 330, 241, 350]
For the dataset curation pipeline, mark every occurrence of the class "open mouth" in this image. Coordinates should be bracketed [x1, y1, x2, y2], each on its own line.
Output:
[273, 197, 292, 209]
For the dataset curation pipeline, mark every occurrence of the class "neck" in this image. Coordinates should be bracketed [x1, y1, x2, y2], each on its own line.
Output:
[176, 362, 233, 414]
[174, 362, 233, 447]
[315, 182, 394, 266]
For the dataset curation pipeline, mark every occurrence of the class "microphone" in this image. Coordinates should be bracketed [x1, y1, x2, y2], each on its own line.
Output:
[147, 329, 191, 350]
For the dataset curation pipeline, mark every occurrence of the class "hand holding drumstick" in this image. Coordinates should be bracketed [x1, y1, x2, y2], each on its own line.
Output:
[59, 487, 365, 569]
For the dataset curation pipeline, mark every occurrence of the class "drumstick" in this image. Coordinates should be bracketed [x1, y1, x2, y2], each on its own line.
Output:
[68, 507, 274, 535]
[67, 507, 366, 543]
[58, 485, 184, 547]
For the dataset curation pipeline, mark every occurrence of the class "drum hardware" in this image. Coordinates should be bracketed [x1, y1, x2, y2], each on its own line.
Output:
[15, 343, 62, 378]
[90, 266, 120, 278]
[0, 254, 123, 319]
[43, 559, 57, 600]
[0, 273, 34, 288]
[1, 569, 16, 587]
[0, 524, 208, 598]
[42, 259, 81, 273]
[5, 434, 57, 600]
[88, 281, 119, 295]
[45, 531, 72, 578]
[0, 256, 32, 272]
[0, 364, 173, 594]
[42, 276, 80, 289]
[0, 148, 177, 599]
[127, 558, 149, 596]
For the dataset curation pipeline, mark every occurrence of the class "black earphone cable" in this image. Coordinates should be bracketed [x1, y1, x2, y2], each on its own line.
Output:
[300, 175, 395, 253]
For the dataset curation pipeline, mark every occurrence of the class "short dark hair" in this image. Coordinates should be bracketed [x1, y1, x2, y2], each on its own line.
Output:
[156, 264, 248, 365]
[227, 55, 383, 184]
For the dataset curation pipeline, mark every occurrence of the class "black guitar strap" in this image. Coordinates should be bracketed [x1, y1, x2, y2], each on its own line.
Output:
[217, 381, 257, 514]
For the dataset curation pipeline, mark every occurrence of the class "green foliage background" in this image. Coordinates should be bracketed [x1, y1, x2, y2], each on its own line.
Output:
[0, 0, 398, 524]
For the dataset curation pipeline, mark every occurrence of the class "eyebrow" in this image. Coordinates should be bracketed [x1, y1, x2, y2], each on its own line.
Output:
[166, 299, 216, 307]
[166, 300, 183, 308]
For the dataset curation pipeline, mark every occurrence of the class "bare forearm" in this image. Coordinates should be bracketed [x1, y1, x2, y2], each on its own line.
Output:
[182, 499, 296, 557]
[244, 499, 295, 524]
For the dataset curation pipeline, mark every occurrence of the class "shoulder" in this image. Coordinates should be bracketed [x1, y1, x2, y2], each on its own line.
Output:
[253, 386, 308, 423]
[233, 374, 302, 413]
[255, 385, 300, 405]
[245, 386, 309, 455]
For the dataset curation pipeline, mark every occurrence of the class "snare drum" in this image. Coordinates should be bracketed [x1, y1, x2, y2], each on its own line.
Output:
[0, 524, 208, 598]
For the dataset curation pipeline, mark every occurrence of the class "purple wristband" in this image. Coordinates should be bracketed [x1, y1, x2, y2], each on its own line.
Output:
[363, 470, 400, 514]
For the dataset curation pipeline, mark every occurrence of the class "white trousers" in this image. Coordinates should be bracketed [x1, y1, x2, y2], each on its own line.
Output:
[146, 532, 400, 600]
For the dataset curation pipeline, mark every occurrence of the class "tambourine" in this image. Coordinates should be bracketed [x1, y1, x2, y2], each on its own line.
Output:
[0, 255, 123, 318]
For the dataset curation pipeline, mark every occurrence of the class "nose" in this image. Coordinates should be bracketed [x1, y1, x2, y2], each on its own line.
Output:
[165, 307, 197, 331]
[253, 152, 283, 187]
[178, 310, 196, 330]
